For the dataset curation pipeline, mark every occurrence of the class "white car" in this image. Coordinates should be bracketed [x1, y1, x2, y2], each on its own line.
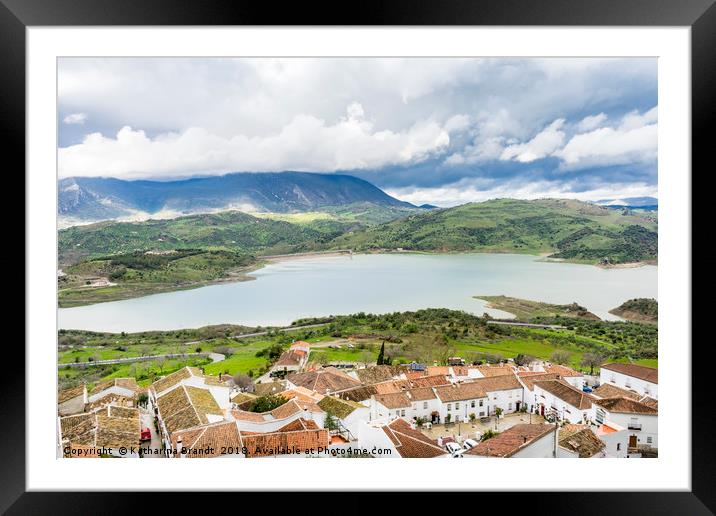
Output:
[444, 442, 462, 456]
[462, 438, 479, 450]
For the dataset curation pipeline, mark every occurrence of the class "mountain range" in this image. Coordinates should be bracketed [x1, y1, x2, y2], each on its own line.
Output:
[59, 172, 415, 225]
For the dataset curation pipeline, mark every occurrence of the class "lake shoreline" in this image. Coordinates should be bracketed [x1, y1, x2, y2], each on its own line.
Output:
[58, 249, 656, 308]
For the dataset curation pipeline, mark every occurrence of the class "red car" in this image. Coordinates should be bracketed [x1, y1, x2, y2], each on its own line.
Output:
[140, 427, 152, 441]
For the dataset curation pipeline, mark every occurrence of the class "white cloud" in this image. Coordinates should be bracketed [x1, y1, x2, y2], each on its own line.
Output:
[387, 179, 658, 208]
[555, 107, 657, 169]
[58, 103, 451, 178]
[576, 112, 607, 132]
[63, 113, 87, 125]
[500, 119, 566, 163]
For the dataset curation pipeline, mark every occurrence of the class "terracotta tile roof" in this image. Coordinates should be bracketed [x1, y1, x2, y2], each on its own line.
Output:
[592, 383, 642, 400]
[518, 373, 561, 391]
[232, 399, 323, 423]
[373, 380, 411, 394]
[270, 399, 306, 419]
[382, 418, 446, 458]
[464, 374, 523, 393]
[534, 380, 594, 410]
[95, 413, 140, 449]
[474, 365, 516, 377]
[151, 366, 200, 394]
[287, 368, 361, 394]
[409, 375, 451, 388]
[601, 363, 658, 384]
[275, 350, 305, 367]
[231, 392, 258, 405]
[59, 413, 96, 445]
[107, 405, 139, 419]
[231, 410, 266, 422]
[156, 385, 222, 435]
[592, 396, 658, 415]
[374, 392, 412, 409]
[90, 378, 139, 396]
[317, 395, 365, 419]
[426, 366, 451, 376]
[172, 420, 242, 458]
[59, 385, 86, 404]
[280, 386, 325, 403]
[639, 396, 658, 410]
[544, 364, 583, 377]
[406, 387, 437, 401]
[465, 424, 555, 457]
[277, 418, 319, 432]
[254, 380, 287, 396]
[335, 385, 377, 403]
[355, 365, 405, 384]
[240, 425, 329, 457]
[434, 382, 487, 402]
[558, 424, 605, 458]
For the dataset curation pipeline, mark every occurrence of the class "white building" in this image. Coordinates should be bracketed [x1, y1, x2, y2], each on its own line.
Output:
[591, 397, 658, 450]
[600, 363, 658, 399]
[532, 379, 595, 424]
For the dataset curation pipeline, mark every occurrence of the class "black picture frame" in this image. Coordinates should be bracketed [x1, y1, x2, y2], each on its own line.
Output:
[6, 0, 714, 513]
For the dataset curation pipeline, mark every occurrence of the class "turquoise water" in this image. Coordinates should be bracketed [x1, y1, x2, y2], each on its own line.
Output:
[58, 253, 657, 332]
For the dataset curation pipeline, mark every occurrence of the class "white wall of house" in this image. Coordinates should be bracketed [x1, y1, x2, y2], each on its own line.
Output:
[600, 369, 658, 399]
[485, 388, 525, 417]
[562, 375, 585, 390]
[592, 409, 658, 449]
[340, 407, 371, 437]
[597, 427, 629, 458]
[338, 421, 401, 458]
[533, 385, 590, 424]
[59, 394, 86, 416]
[440, 396, 489, 423]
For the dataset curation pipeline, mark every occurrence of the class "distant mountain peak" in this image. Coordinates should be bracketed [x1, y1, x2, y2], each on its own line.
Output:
[58, 171, 415, 226]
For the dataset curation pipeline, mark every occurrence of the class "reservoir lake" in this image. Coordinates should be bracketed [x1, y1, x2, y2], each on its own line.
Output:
[58, 253, 657, 333]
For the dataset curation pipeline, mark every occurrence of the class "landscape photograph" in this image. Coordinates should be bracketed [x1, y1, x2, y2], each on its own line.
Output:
[56, 57, 658, 460]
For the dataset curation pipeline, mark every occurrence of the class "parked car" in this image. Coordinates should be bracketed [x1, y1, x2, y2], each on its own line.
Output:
[582, 386, 593, 393]
[444, 442, 462, 455]
[462, 438, 479, 450]
[140, 427, 152, 441]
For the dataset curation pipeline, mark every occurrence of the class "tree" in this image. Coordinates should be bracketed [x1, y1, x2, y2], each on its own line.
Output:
[376, 341, 385, 366]
[514, 354, 537, 367]
[248, 394, 288, 413]
[580, 352, 604, 375]
[232, 373, 255, 392]
[549, 350, 572, 365]
[324, 411, 339, 431]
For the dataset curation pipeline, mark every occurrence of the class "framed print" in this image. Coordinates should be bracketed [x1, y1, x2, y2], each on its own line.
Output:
[7, 0, 715, 512]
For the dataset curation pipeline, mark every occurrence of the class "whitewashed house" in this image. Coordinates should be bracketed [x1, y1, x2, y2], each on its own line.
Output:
[467, 374, 525, 416]
[433, 382, 489, 423]
[532, 379, 595, 424]
[600, 363, 658, 399]
[557, 424, 607, 458]
[591, 397, 658, 451]
[370, 387, 442, 424]
[594, 421, 629, 458]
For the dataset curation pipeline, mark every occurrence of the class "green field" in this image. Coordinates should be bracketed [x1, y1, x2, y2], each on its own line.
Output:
[58, 308, 657, 390]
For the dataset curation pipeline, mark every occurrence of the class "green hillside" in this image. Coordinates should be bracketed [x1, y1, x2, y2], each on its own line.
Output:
[58, 210, 351, 265]
[609, 298, 658, 323]
[329, 198, 657, 264]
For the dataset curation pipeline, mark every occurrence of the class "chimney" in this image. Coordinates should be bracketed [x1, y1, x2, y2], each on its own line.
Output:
[437, 436, 443, 447]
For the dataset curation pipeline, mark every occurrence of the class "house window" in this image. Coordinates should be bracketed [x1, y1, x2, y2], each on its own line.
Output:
[471, 401, 475, 408]
[508, 403, 512, 410]
[401, 410, 406, 417]
[447, 404, 451, 411]
[479, 400, 484, 407]
[647, 437, 653, 444]
[508, 392, 512, 398]
[423, 401, 428, 409]
[455, 402, 460, 410]
[617, 443, 621, 451]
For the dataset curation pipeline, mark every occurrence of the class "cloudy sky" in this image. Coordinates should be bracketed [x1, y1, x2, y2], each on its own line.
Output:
[58, 57, 657, 206]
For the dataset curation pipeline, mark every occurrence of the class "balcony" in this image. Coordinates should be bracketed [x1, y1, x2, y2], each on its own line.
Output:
[627, 423, 642, 430]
